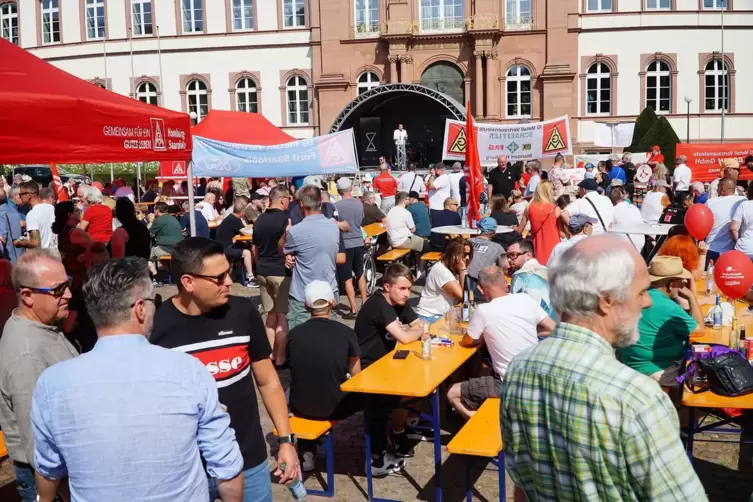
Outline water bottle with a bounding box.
[421,331,432,360]
[706,261,715,295]
[712,295,723,329]
[280,463,307,500]
[462,290,471,323]
[461,207,468,229]
[730,317,739,351]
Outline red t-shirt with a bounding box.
[521,172,532,187]
[372,172,397,197]
[648,152,665,165]
[83,203,114,243]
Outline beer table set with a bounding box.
[363,222,387,240]
[340,316,477,501]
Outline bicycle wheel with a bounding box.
[363,251,377,296]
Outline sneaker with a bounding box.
[302,451,315,472]
[390,430,415,458]
[370,451,405,477]
[341,311,358,320]
[245,278,259,288]
[405,422,434,442]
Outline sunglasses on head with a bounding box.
[19,277,71,297]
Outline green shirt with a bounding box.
[150,214,184,247]
[502,322,707,501]
[620,288,697,376]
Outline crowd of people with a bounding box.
[0,148,749,501]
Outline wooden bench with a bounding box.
[377,248,411,262]
[158,255,172,284]
[273,417,335,497]
[0,431,7,458]
[447,398,504,501]
[421,251,442,262]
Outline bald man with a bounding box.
[705,177,746,267]
[488,154,514,200]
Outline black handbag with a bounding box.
[690,352,753,397]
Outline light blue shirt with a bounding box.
[284,213,340,302]
[31,335,243,502]
[0,202,25,263]
[525,175,541,198]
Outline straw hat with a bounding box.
[648,256,693,283]
[721,158,740,169]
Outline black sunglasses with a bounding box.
[129,297,156,308]
[190,268,232,284]
[19,277,71,297]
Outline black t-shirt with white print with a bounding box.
[354,292,418,368]
[151,295,272,470]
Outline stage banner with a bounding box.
[676,143,753,182]
[192,129,359,178]
[442,116,573,165]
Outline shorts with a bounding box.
[460,376,502,411]
[225,246,244,261]
[650,360,683,388]
[337,246,365,281]
[258,276,291,313]
[150,245,172,260]
[396,234,427,252]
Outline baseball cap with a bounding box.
[304,280,335,308]
[336,177,352,191]
[651,145,660,150]
[584,163,594,169]
[568,214,597,233]
[652,179,670,188]
[578,178,598,191]
[478,217,497,233]
[409,191,420,199]
[610,178,624,187]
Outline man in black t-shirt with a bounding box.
[151,238,299,502]
[487,154,515,199]
[287,280,362,471]
[216,199,256,287]
[354,263,424,474]
[252,186,292,367]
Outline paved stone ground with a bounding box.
[1,283,752,501]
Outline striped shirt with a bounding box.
[502,322,707,501]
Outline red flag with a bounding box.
[464,103,483,226]
[50,162,68,202]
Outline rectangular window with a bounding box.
[132,0,153,36]
[86,0,106,40]
[420,0,464,32]
[41,0,61,44]
[586,0,612,12]
[283,0,305,27]
[506,0,532,28]
[646,0,670,8]
[354,0,379,37]
[703,0,727,7]
[0,3,19,45]
[233,0,254,30]
[182,0,203,33]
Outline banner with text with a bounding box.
[192,129,359,178]
[442,116,573,165]
[675,143,753,182]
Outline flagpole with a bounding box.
[720,3,726,143]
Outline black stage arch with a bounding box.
[329,83,466,169]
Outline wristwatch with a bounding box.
[279,434,297,446]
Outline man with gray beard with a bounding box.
[502,235,707,501]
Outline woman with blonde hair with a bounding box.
[516,180,561,264]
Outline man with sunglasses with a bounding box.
[709,158,746,199]
[0,249,78,502]
[506,239,555,319]
[13,181,54,250]
[151,238,298,502]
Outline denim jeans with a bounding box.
[13,462,37,502]
[207,459,272,502]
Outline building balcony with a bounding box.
[504,16,533,31]
[419,17,466,34]
[354,22,382,39]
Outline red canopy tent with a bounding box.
[0,38,191,164]
[158,110,294,179]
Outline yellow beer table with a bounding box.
[363,222,387,240]
[341,321,477,501]
[232,235,253,242]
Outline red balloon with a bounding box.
[714,250,753,299]
[684,204,714,240]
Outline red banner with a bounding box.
[158,160,189,180]
[50,162,68,201]
[676,143,753,182]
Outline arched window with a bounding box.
[506,65,531,118]
[586,62,611,115]
[85,0,106,40]
[136,82,158,105]
[704,59,729,112]
[236,78,258,112]
[356,72,380,95]
[41,0,60,44]
[420,61,465,104]
[186,79,209,124]
[286,75,309,125]
[0,2,18,45]
[646,60,670,113]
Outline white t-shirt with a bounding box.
[393,129,407,144]
[416,262,458,318]
[26,203,55,249]
[565,191,614,234]
[547,234,588,266]
[611,201,645,252]
[195,201,218,224]
[428,174,452,211]
[732,200,753,256]
[706,195,746,253]
[385,205,415,247]
[397,173,426,195]
[449,171,464,201]
[673,163,691,191]
[510,201,529,228]
[466,293,547,377]
[639,191,667,225]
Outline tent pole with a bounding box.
[136,162,141,202]
[187,161,196,237]
[110,163,114,183]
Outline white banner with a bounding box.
[442,116,573,166]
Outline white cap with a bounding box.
[336,177,352,191]
[304,280,335,308]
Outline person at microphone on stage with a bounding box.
[393,124,408,145]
